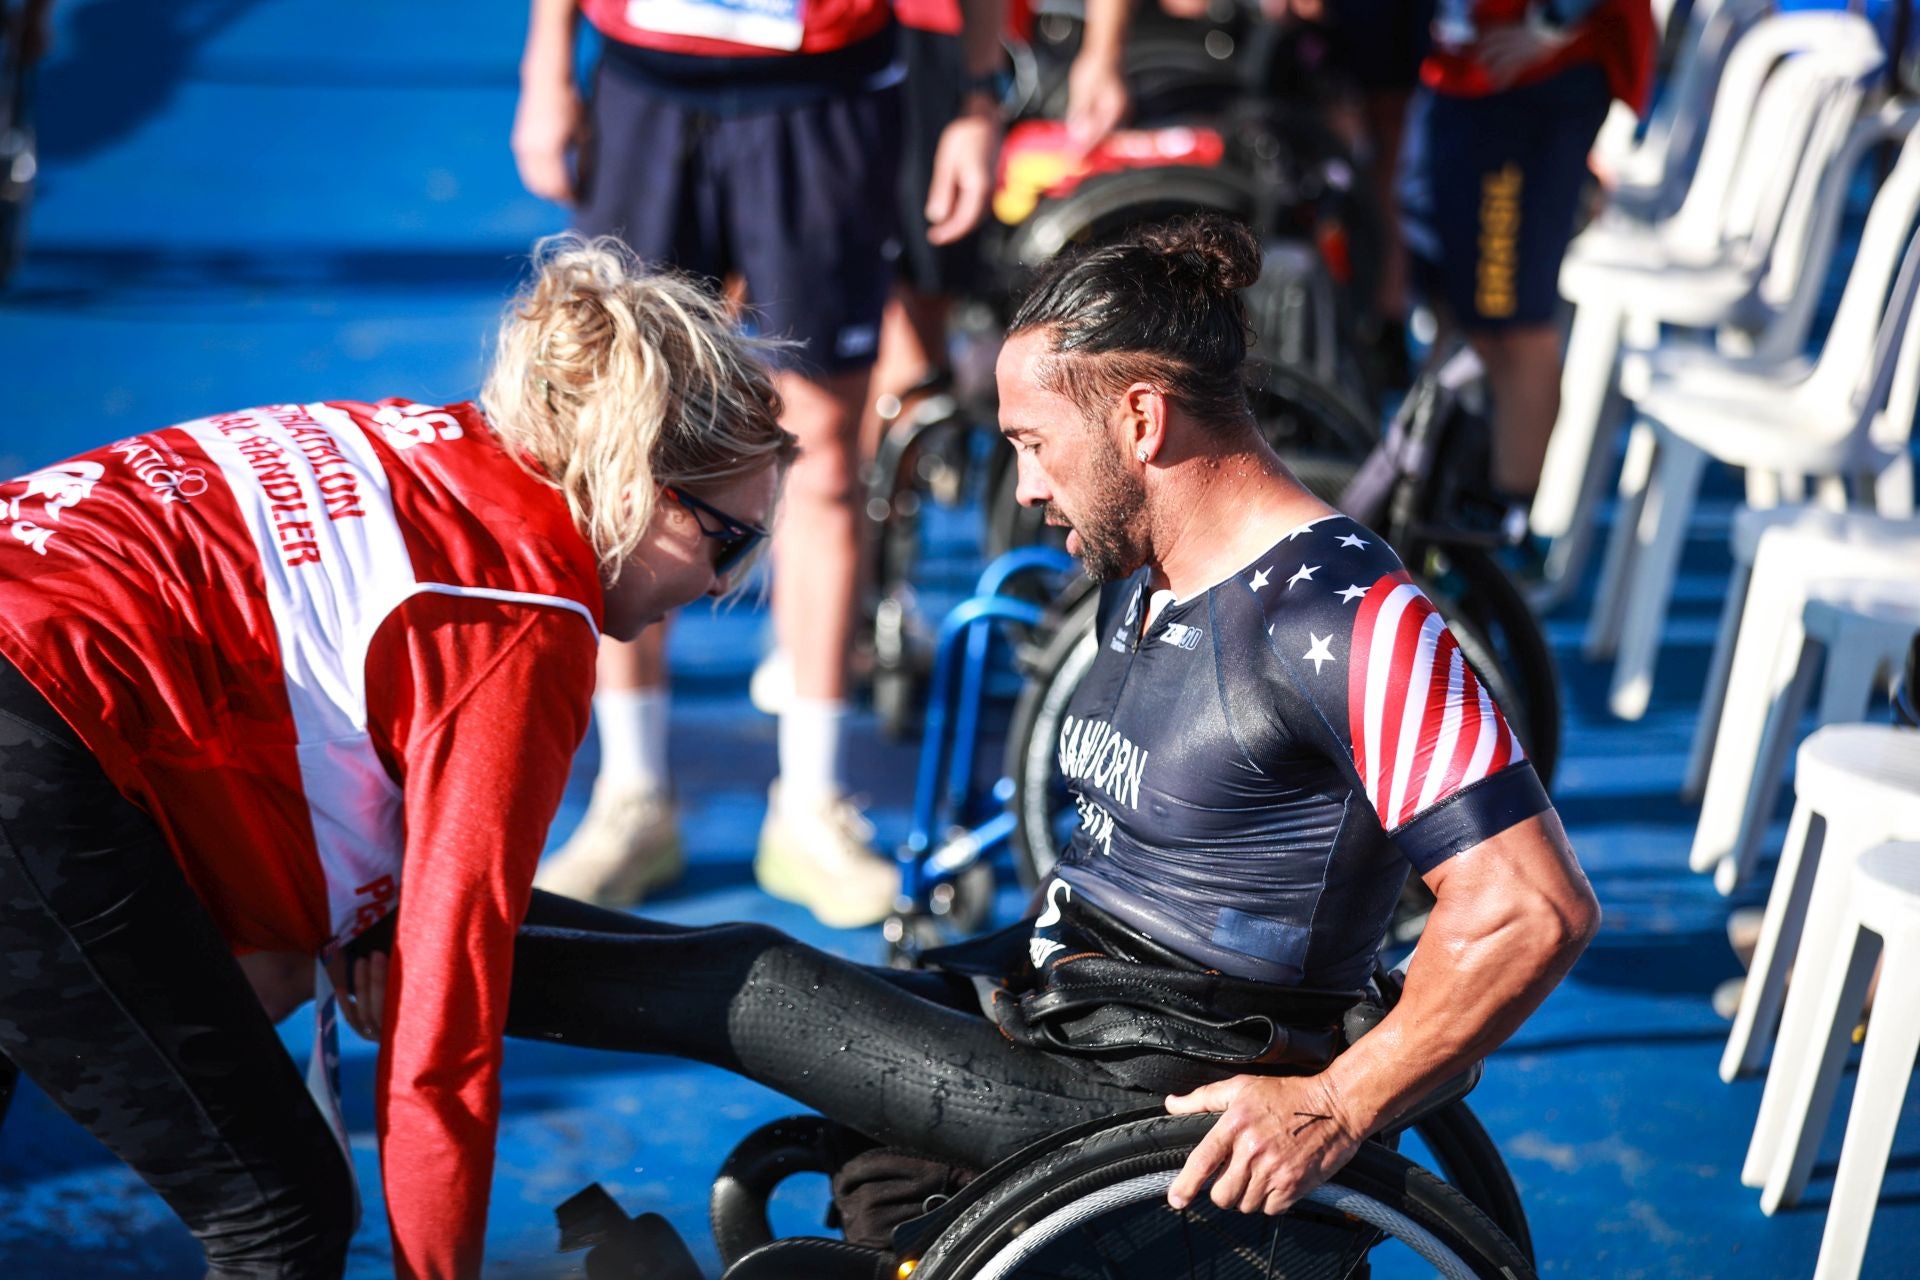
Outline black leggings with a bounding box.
[0,658,354,1280]
[505,893,1144,1170]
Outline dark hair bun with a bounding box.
[1132,214,1262,295]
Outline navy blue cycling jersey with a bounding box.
[1041,513,1552,990]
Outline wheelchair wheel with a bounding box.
[1408,1100,1535,1268]
[1005,584,1102,889]
[907,1113,1534,1279]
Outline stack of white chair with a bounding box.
[1583,139,1920,721]
[1528,10,1888,609]
[1592,0,1774,226]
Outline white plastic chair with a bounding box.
[1722,726,1920,1087]
[1698,575,1920,895]
[1528,11,1887,606]
[1596,0,1775,225]
[1810,841,1920,1279]
[1683,506,1920,808]
[1584,184,1920,721]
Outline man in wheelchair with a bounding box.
[341,213,1598,1277]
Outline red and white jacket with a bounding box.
[0,399,604,1279]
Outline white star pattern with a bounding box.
[1250,567,1271,591]
[1338,584,1367,604]
[1303,632,1335,672]
[1338,533,1369,549]
[1286,563,1319,589]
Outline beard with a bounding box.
[1050,440,1148,583]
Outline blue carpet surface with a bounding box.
[1,3,1917,1275]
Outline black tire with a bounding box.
[1410,1101,1536,1268]
[1249,360,1380,462]
[1005,586,1103,890]
[711,1116,869,1269]
[907,1113,1535,1279]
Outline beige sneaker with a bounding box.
[535,782,684,907]
[755,784,900,928]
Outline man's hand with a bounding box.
[512,76,584,204]
[925,99,1000,245]
[1474,25,1572,89]
[1164,1073,1367,1214]
[1065,50,1129,157]
[325,949,390,1043]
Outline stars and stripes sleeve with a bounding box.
[1253,526,1551,874]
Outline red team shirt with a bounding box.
[580,0,892,56]
[0,400,604,1279]
[1423,0,1657,112]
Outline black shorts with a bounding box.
[1318,0,1435,94]
[1398,62,1612,330]
[890,26,981,297]
[577,54,904,375]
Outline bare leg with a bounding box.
[859,286,952,464]
[1364,89,1414,326]
[756,367,901,926]
[598,626,669,694]
[774,368,869,706]
[1469,325,1563,497]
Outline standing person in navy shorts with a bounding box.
[511,0,1003,924]
[1397,0,1654,538]
[862,0,1131,457]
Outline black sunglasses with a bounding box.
[663,485,767,576]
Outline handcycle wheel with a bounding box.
[906,1112,1535,1279]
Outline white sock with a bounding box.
[777,698,847,812]
[594,687,671,794]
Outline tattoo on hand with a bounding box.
[1290,1112,1332,1137]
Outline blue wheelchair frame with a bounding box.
[890,545,1077,930]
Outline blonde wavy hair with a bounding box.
[482,235,796,578]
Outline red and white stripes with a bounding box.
[1347,573,1523,830]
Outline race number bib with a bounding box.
[627,0,805,50]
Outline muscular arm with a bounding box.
[1167,813,1599,1212]
[1328,811,1597,1126]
